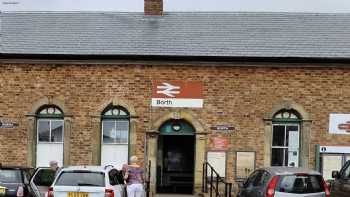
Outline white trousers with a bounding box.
[127,183,144,197]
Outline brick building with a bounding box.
[1,0,350,195]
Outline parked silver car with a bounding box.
[237,167,330,197]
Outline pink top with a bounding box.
[124,165,144,185]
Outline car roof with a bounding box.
[259,167,321,176]
[61,166,107,172]
[0,166,33,170]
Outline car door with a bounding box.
[30,168,55,197]
[239,170,260,197]
[332,161,350,197]
[108,168,125,197]
[249,170,267,197]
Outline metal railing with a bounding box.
[202,162,233,197]
[145,160,151,197]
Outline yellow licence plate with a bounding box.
[67,192,89,197]
[0,188,5,195]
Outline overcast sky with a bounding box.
[2,0,350,12]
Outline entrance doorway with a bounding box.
[156,119,195,194]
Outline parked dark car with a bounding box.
[331,160,350,196]
[0,166,34,197]
[237,167,330,197]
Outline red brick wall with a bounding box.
[1,63,350,179]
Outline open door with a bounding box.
[156,119,195,194]
[30,168,55,197]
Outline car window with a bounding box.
[276,174,324,194]
[340,163,350,179]
[244,171,256,187]
[23,169,34,184]
[55,171,105,187]
[252,170,265,187]
[33,169,55,186]
[261,171,271,187]
[0,169,22,183]
[244,170,259,187]
[108,169,124,185]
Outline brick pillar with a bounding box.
[144,0,163,15]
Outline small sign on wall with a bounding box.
[210,125,235,132]
[0,119,19,128]
[320,146,350,154]
[211,137,229,151]
[329,114,350,134]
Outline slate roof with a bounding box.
[1,11,350,58]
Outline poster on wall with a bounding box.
[329,114,350,134]
[207,151,226,177]
[236,151,255,179]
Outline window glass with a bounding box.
[103,120,129,144]
[276,175,323,194]
[103,121,116,143]
[116,120,129,143]
[271,148,288,166]
[272,125,285,146]
[38,120,63,143]
[119,110,127,116]
[38,120,50,142]
[55,172,105,187]
[272,123,300,167]
[252,171,264,187]
[33,169,55,186]
[245,171,259,187]
[108,169,124,185]
[51,121,63,142]
[261,171,271,186]
[0,169,21,183]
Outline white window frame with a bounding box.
[37,119,64,144]
[271,123,300,166]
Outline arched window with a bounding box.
[271,109,301,167]
[101,106,130,168]
[36,105,64,167]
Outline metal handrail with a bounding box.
[202,162,233,197]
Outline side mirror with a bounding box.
[332,171,340,179]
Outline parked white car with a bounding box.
[46,166,125,197]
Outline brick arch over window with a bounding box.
[267,100,310,121]
[91,97,137,165]
[152,110,204,133]
[147,110,207,194]
[263,100,312,168]
[26,97,72,167]
[97,98,137,117]
[29,97,70,116]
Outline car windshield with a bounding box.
[55,171,105,187]
[276,174,324,194]
[0,169,22,183]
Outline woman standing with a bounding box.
[123,156,145,197]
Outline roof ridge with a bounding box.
[2,11,350,15]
